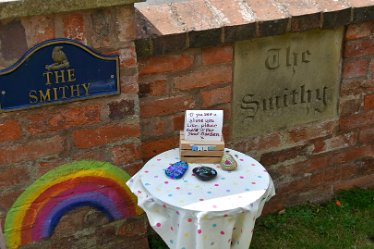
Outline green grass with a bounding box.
[149,188,374,249]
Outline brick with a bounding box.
[21,15,55,45]
[201,85,232,107]
[135,4,184,37]
[72,124,140,149]
[291,13,321,32]
[309,171,328,188]
[344,39,374,58]
[0,120,22,143]
[117,6,136,42]
[52,207,88,239]
[141,118,167,138]
[352,5,374,24]
[224,23,256,43]
[359,126,374,144]
[313,132,358,154]
[88,8,118,49]
[257,18,290,37]
[0,136,64,166]
[203,0,252,27]
[290,155,330,174]
[335,174,374,191]
[339,110,374,130]
[202,45,233,65]
[152,34,189,55]
[340,79,374,96]
[260,145,309,166]
[0,190,23,210]
[316,0,350,12]
[171,1,220,31]
[189,29,222,48]
[340,162,356,181]
[364,93,374,110]
[116,217,147,237]
[345,21,374,40]
[84,209,110,227]
[322,166,342,183]
[108,99,135,120]
[276,177,310,195]
[135,39,153,58]
[111,143,142,166]
[274,0,321,31]
[27,105,101,135]
[322,8,351,29]
[339,98,362,116]
[173,113,185,131]
[37,158,71,175]
[287,121,336,143]
[262,197,285,214]
[276,0,320,16]
[63,13,85,42]
[141,136,179,159]
[247,0,287,21]
[118,46,137,67]
[342,59,369,79]
[139,79,168,98]
[71,150,107,163]
[329,145,373,165]
[233,132,281,152]
[139,54,193,76]
[140,95,195,118]
[175,64,232,90]
[349,0,374,8]
[123,162,143,176]
[0,20,27,61]
[121,74,139,94]
[340,158,374,181]
[0,166,29,187]
[222,125,231,141]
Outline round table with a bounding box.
[127,148,275,249]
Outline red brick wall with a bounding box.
[0,2,373,247]
[138,21,374,214]
[0,5,148,249]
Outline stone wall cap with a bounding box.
[135,0,374,57]
[0,0,145,20]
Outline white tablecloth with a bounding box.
[127,148,275,249]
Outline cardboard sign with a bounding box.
[184,110,223,141]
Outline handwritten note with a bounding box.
[184,110,223,141]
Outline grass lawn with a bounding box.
[149,188,374,249]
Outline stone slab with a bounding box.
[0,0,144,21]
[232,28,343,138]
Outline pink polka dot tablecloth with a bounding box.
[127,148,275,249]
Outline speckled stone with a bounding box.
[0,0,144,21]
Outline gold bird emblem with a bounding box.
[45,46,70,70]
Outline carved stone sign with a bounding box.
[232,28,343,138]
[0,38,119,112]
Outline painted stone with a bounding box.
[165,161,189,179]
[220,154,237,171]
[192,166,217,181]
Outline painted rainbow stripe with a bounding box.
[4,160,142,249]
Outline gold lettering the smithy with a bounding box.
[29,90,38,103]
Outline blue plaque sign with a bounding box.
[0,38,119,112]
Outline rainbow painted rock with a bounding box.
[220,154,237,171]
